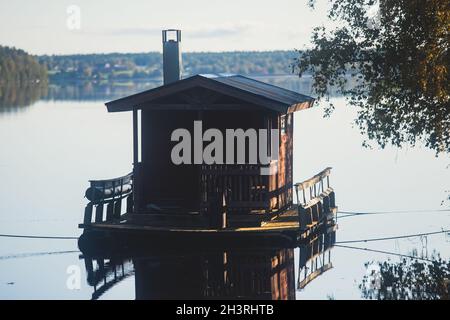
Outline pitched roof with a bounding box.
[105,74,314,113]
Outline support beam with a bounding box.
[132,108,138,165]
[132,108,140,213]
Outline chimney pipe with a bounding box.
[162,29,182,85]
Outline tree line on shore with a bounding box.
[38,50,298,81]
[0,46,47,84]
[0,46,299,83]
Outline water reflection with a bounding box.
[360,252,449,300]
[0,82,48,113]
[298,224,336,289]
[0,75,354,112]
[0,80,162,112]
[44,80,160,102]
[81,222,336,300]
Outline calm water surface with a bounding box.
[0,76,448,299]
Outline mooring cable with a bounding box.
[0,233,78,240]
[0,250,79,260]
[334,244,438,263]
[0,209,449,243]
[336,229,450,244]
[337,208,450,219]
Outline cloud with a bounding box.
[106,27,162,37]
[79,23,251,39]
[187,24,250,39]
[77,27,161,37]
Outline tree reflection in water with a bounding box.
[360,253,449,300]
[0,80,161,112]
[0,76,341,114]
[0,82,48,113]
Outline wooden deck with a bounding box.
[80,206,336,233]
[78,205,337,258]
[78,167,337,254]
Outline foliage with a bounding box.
[360,255,450,300]
[39,51,298,82]
[0,46,48,84]
[295,0,450,153]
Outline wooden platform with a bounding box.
[79,206,336,234]
[78,205,337,256]
[79,168,337,255]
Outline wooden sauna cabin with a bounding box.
[78,30,337,247]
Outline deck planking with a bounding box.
[79,205,337,235]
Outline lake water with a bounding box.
[0,76,448,299]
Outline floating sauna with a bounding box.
[79,30,337,246]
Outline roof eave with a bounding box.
[287,99,315,113]
[105,75,205,112]
[104,74,316,113]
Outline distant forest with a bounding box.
[39,51,298,81]
[0,46,299,83]
[0,46,47,84]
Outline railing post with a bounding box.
[114,199,122,219]
[312,203,319,223]
[318,201,324,222]
[209,193,226,229]
[84,257,94,284]
[116,177,123,218]
[95,203,104,223]
[83,203,93,225]
[323,195,330,214]
[298,206,307,230]
[329,191,335,208]
[133,164,141,213]
[126,193,133,213]
[221,193,227,229]
[106,201,114,221]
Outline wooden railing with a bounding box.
[83,256,134,300]
[297,223,336,289]
[294,167,332,205]
[200,164,270,214]
[83,172,133,225]
[294,167,336,230]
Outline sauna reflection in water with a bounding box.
[81,222,336,300]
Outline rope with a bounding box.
[0,250,79,260]
[335,244,437,263]
[336,229,450,244]
[338,209,450,219]
[0,233,78,240]
[0,210,448,243]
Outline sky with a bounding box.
[0,0,332,55]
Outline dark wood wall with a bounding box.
[139,107,293,214]
[141,110,199,210]
[279,113,294,209]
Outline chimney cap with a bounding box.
[162,29,181,42]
